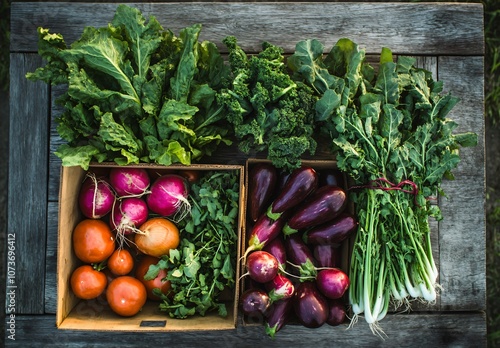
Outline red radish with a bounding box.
[266,274,295,303]
[78,173,115,219]
[326,299,346,326]
[293,281,329,328]
[316,268,350,299]
[147,174,190,220]
[240,288,271,316]
[109,167,150,197]
[110,197,149,241]
[245,251,279,283]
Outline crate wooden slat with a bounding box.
[6,1,486,346]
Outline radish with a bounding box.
[110,197,149,243]
[316,268,350,299]
[78,173,115,219]
[244,251,279,283]
[109,167,150,197]
[265,274,295,303]
[146,174,190,220]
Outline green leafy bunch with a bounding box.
[26,4,231,169]
[217,36,318,172]
[289,37,477,332]
[145,170,240,319]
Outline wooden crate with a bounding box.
[7,2,485,346]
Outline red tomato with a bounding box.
[106,276,147,317]
[70,265,107,300]
[135,255,171,301]
[107,249,134,276]
[73,219,115,263]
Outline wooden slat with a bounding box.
[3,312,487,347]
[45,202,59,314]
[11,2,484,55]
[7,53,49,314]
[437,56,486,311]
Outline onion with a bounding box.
[109,167,150,197]
[110,197,149,241]
[146,174,190,220]
[135,217,180,257]
[78,173,115,219]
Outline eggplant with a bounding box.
[285,234,317,279]
[283,185,347,235]
[265,298,293,338]
[245,212,289,258]
[326,299,347,326]
[313,244,341,268]
[318,169,344,189]
[240,288,271,316]
[304,213,358,245]
[248,163,278,222]
[263,235,287,270]
[268,166,318,219]
[293,281,328,328]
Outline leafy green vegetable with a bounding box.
[218,36,318,172]
[145,170,240,319]
[26,5,231,169]
[289,38,477,334]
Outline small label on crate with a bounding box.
[140,320,167,327]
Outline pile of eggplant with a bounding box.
[240,162,358,337]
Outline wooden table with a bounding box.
[7,2,486,346]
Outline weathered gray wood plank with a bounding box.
[11,2,483,55]
[437,56,486,311]
[4,312,487,347]
[7,53,49,314]
[44,201,59,314]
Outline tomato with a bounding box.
[73,219,115,263]
[107,249,134,276]
[70,265,107,300]
[135,255,171,301]
[106,276,147,317]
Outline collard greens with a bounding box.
[27,5,231,169]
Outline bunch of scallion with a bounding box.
[288,38,477,335]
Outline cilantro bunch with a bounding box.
[27,5,231,169]
[289,38,477,334]
[218,36,318,171]
[146,171,240,319]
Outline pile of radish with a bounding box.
[70,166,193,317]
[241,163,357,337]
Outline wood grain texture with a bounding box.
[11,2,483,55]
[7,53,49,314]
[437,56,486,311]
[44,201,58,314]
[3,312,487,347]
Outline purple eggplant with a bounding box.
[245,213,289,258]
[326,299,347,326]
[265,298,293,338]
[313,244,341,268]
[240,288,271,316]
[267,166,318,220]
[285,234,317,279]
[248,163,278,222]
[263,235,287,270]
[316,268,350,300]
[283,185,347,235]
[265,274,295,303]
[304,213,358,245]
[293,281,329,328]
